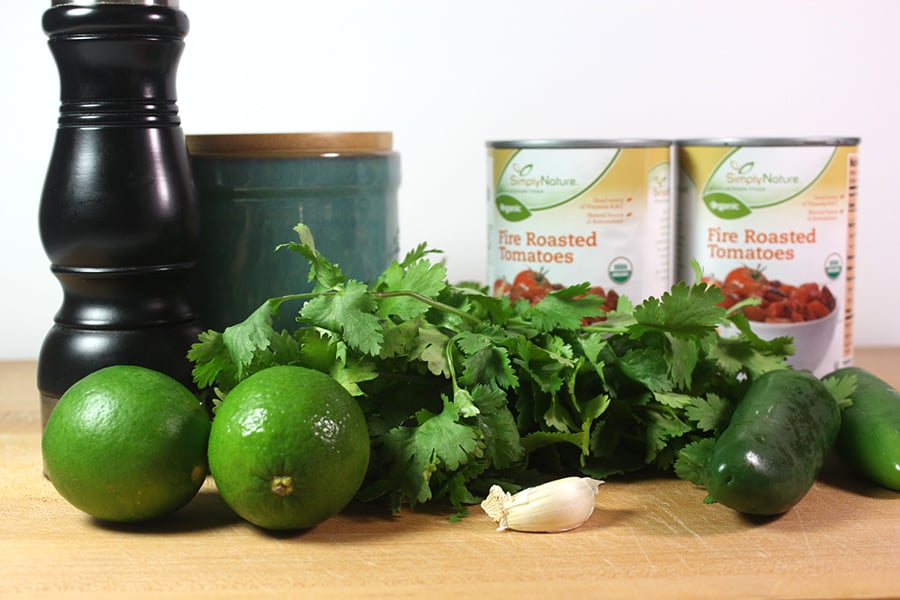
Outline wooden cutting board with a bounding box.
[2,352,899,599]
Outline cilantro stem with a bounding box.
[266,292,320,310]
[445,337,461,396]
[267,289,483,326]
[581,323,631,334]
[372,291,483,326]
[724,296,762,315]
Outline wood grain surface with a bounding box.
[2,351,899,599]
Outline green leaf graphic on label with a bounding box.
[703,192,752,219]
[730,160,755,174]
[516,163,534,176]
[496,194,532,222]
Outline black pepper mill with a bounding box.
[38,0,201,427]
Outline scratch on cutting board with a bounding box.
[629,529,655,567]
[793,504,868,560]
[794,507,814,553]
[653,504,710,541]
[640,493,716,549]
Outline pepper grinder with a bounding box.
[38,0,201,427]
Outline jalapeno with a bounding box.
[705,369,841,515]
[824,367,900,492]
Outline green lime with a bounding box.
[208,365,370,531]
[42,365,211,523]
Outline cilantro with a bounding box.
[380,396,482,506]
[299,280,384,356]
[683,393,732,433]
[277,223,347,290]
[630,281,725,340]
[673,438,715,486]
[188,224,793,513]
[375,255,448,321]
[822,373,857,410]
[526,283,605,332]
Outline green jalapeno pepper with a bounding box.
[824,366,900,492]
[705,369,841,515]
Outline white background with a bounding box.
[1,0,898,360]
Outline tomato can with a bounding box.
[487,139,673,312]
[676,137,860,376]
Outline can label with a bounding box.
[677,141,859,376]
[487,143,672,310]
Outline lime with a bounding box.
[42,365,211,523]
[208,365,370,531]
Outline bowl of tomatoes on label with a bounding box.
[705,265,839,372]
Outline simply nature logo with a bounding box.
[495,159,581,222]
[494,147,620,220]
[701,147,833,219]
[508,162,577,188]
[724,159,800,187]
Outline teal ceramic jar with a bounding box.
[186,132,400,331]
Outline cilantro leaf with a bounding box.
[381,397,481,506]
[522,429,589,455]
[378,318,423,360]
[455,331,518,390]
[631,281,726,339]
[471,385,525,469]
[653,392,695,409]
[221,300,277,378]
[277,223,347,290]
[396,241,443,267]
[683,393,731,433]
[415,398,481,473]
[526,283,605,332]
[329,355,379,397]
[615,346,673,394]
[187,329,230,389]
[188,300,299,392]
[714,312,794,378]
[642,406,692,464]
[664,334,701,390]
[673,438,715,486]
[299,280,383,356]
[376,258,448,320]
[457,288,513,326]
[711,327,791,379]
[822,373,857,410]
[409,324,451,377]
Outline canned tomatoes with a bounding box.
[677,137,860,376]
[487,139,672,312]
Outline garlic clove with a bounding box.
[480,476,603,533]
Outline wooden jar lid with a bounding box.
[186,132,394,158]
